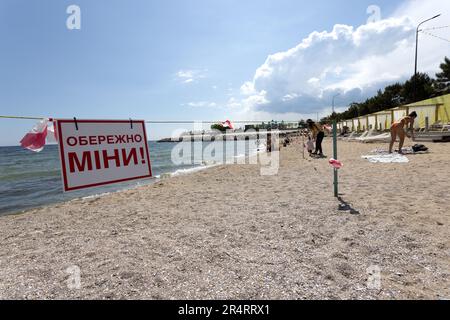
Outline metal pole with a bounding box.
[333,120,338,197]
[414,14,441,102]
[332,93,340,198]
[414,25,419,79]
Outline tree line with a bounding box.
[319,56,450,124]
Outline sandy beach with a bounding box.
[0,138,449,300]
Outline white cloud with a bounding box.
[282,93,300,102]
[226,97,241,109]
[185,101,217,108]
[176,69,207,84]
[232,0,450,119]
[240,81,256,95]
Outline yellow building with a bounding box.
[374,111,392,131]
[405,93,450,129]
[341,93,450,132]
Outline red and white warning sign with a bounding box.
[56,119,152,192]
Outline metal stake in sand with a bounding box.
[332,94,340,198]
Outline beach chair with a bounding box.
[354,131,371,142]
[344,131,361,141]
[442,123,450,132]
[359,132,391,143]
[430,120,443,131]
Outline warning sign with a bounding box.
[56,119,152,192]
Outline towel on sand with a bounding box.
[361,154,409,163]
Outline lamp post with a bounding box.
[414,14,441,100]
[332,93,340,114]
[332,93,340,198]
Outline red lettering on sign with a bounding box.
[67,148,147,173]
[94,150,101,170]
[98,136,106,144]
[122,148,138,166]
[65,135,146,147]
[67,137,77,146]
[102,149,121,169]
[139,147,145,164]
[89,136,97,145]
[68,151,93,173]
[116,135,125,143]
[79,136,88,146]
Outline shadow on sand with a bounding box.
[309,153,327,159]
[337,197,360,215]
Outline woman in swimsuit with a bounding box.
[389,112,418,154]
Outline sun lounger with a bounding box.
[345,131,368,142]
[358,132,391,143]
[341,131,359,141]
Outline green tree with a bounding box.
[322,57,450,123]
[436,56,450,93]
[401,73,436,103]
[343,103,359,119]
[357,103,370,116]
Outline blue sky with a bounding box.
[0,0,448,145]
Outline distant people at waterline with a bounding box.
[307,119,325,157]
[389,112,418,154]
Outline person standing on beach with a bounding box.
[389,112,418,154]
[266,131,272,153]
[306,119,325,156]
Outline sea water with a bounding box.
[0,140,262,216]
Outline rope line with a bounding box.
[144,120,298,124]
[0,115,48,120]
[0,115,299,124]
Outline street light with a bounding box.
[414,14,441,100]
[332,93,340,198]
[332,93,341,114]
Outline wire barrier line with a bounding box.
[421,25,450,31]
[143,121,299,124]
[421,31,450,44]
[0,115,300,124]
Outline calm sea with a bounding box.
[0,140,261,216]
